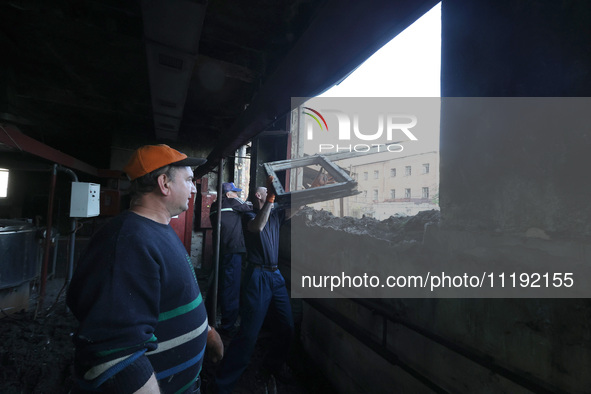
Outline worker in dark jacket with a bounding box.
[214,176,294,394]
[210,182,252,337]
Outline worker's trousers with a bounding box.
[214,265,294,394]
[219,253,242,332]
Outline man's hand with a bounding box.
[206,326,224,363]
[266,175,276,203]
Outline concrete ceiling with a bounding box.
[0,0,438,172]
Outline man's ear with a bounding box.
[157,173,171,196]
[254,191,261,200]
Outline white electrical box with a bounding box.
[70,182,101,218]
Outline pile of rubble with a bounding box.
[297,207,440,244]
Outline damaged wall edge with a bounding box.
[194,0,440,178]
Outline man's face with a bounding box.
[167,166,196,216]
[257,187,267,203]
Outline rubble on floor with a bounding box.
[297,207,440,244]
[0,281,76,393]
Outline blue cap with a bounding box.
[222,182,242,193]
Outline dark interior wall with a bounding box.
[441,0,591,97]
[440,0,591,236]
[249,133,289,199]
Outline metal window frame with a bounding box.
[263,155,359,208]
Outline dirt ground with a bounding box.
[0,281,76,394]
[0,277,333,394]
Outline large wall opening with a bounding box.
[291,3,441,219]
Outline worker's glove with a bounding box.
[266,175,276,203]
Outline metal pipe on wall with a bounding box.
[37,164,58,314]
[49,234,59,280]
[210,158,224,327]
[37,165,79,315]
[56,166,79,287]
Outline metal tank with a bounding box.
[0,219,41,290]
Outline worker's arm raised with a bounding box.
[247,200,273,233]
[247,176,276,233]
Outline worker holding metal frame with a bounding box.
[213,176,294,393]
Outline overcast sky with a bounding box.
[318,2,441,98]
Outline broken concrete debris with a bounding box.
[296,207,440,244]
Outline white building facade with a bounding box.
[313,150,439,219]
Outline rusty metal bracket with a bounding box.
[263,155,359,208]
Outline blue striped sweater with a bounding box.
[67,211,208,393]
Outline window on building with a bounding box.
[390,189,396,199]
[422,187,429,199]
[0,168,8,198]
[405,166,412,176]
[373,170,379,179]
[390,168,396,177]
[422,163,430,174]
[363,172,368,181]
[405,188,411,198]
[373,189,379,201]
